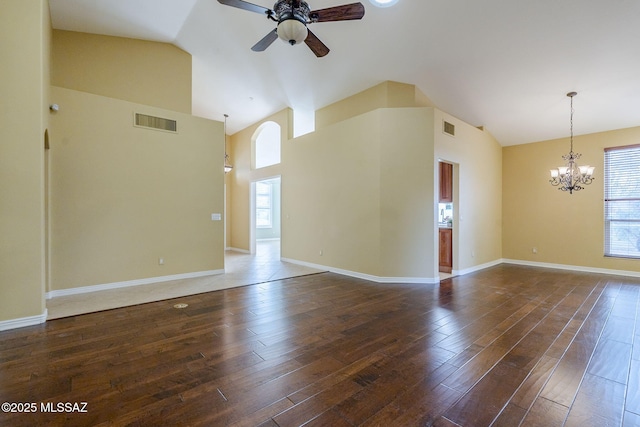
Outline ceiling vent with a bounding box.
[443,120,455,137]
[134,113,177,133]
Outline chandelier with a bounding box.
[549,92,594,194]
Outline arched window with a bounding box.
[253,121,281,169]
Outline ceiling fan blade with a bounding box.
[309,2,365,23]
[304,29,330,57]
[251,29,279,51]
[217,0,272,16]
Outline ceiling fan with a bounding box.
[217,0,365,57]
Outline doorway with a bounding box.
[250,176,281,257]
[438,161,455,278]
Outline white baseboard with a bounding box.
[227,247,250,254]
[45,270,224,300]
[281,256,640,285]
[454,259,504,277]
[502,258,640,278]
[281,257,440,284]
[0,309,48,331]
[7,259,635,332]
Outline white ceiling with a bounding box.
[49,0,640,145]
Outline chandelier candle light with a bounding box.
[549,92,595,194]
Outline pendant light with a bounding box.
[224,114,233,173]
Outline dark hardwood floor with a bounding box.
[1,265,639,426]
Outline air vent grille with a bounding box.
[443,120,455,136]
[134,113,177,133]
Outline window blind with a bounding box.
[604,144,640,258]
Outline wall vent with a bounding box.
[134,113,177,133]
[443,120,455,137]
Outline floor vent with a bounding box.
[135,113,177,133]
[443,120,455,137]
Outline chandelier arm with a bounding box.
[581,176,595,185]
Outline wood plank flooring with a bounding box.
[1,264,639,426]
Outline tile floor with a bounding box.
[47,240,324,319]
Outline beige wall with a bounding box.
[503,126,640,274]
[229,103,441,279]
[52,30,192,114]
[227,82,504,281]
[435,110,503,272]
[315,81,434,130]
[49,87,224,290]
[0,0,50,322]
[284,110,384,275]
[379,108,436,277]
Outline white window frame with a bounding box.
[604,144,640,259]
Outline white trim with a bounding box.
[502,259,640,278]
[281,257,440,284]
[250,181,256,254]
[45,270,224,300]
[224,183,227,250]
[227,247,250,254]
[0,309,48,331]
[454,259,504,276]
[282,256,640,285]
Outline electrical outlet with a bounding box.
[159,257,164,265]
[532,248,538,254]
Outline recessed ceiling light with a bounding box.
[369,0,399,7]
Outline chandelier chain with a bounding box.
[569,94,574,153]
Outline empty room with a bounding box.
[2,0,640,426]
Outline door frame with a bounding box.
[250,175,282,255]
[437,160,458,277]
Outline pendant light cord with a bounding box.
[224,114,229,155]
[567,92,577,154]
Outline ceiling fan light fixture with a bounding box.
[277,18,308,45]
[218,0,365,56]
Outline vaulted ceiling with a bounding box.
[49,0,640,145]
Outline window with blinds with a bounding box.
[604,144,640,258]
